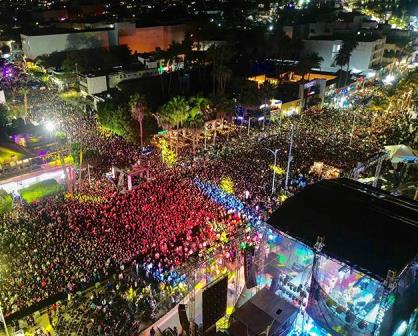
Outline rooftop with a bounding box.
[267,178,418,281]
[307,33,384,42]
[21,27,113,36]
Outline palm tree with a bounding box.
[160,96,189,154]
[154,47,169,96]
[206,44,235,95]
[333,48,350,88]
[129,93,148,149]
[211,94,235,140]
[19,87,30,123]
[297,52,323,108]
[298,53,323,81]
[189,96,210,119]
[341,38,359,86]
[185,104,205,156]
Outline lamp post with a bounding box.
[265,148,280,194]
[285,124,295,190]
[349,109,358,147]
[247,117,256,136]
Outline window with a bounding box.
[332,44,341,53]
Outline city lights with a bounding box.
[0,0,416,335]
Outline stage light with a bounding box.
[45,121,56,132]
[383,74,395,85]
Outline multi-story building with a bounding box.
[117,21,193,53]
[20,27,117,59]
[303,33,386,74]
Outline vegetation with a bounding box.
[20,179,64,203]
[0,190,13,215]
[333,37,359,87]
[129,93,149,148]
[0,104,8,133]
[38,45,134,73]
[154,96,210,154]
[97,102,139,143]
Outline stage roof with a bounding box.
[267,178,418,281]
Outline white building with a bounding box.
[20,28,116,59]
[78,67,160,96]
[79,73,108,96]
[303,34,386,74]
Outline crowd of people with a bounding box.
[29,89,142,168]
[0,74,414,335]
[53,266,187,335]
[0,173,244,317]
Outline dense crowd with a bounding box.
[0,174,243,317]
[29,89,142,168]
[54,266,187,335]
[0,76,414,335]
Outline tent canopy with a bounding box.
[384,144,418,164]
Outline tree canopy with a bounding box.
[97,102,138,143]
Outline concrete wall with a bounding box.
[21,30,113,59]
[79,75,108,95]
[119,24,189,53]
[303,37,385,72]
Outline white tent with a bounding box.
[384,145,418,164]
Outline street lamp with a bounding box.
[258,116,266,130]
[265,148,280,194]
[45,120,56,133]
[247,116,256,136]
[285,124,295,190]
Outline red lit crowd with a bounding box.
[0,174,243,317]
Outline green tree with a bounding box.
[97,102,138,143]
[333,47,350,88]
[341,38,359,86]
[297,52,323,108]
[0,190,12,215]
[159,96,190,154]
[0,104,9,132]
[185,101,205,155]
[66,33,101,50]
[206,44,235,95]
[211,94,235,140]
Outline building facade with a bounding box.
[118,22,191,53]
[20,29,116,59]
[303,35,386,74]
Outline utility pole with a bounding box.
[349,111,357,147]
[247,117,254,136]
[265,148,280,194]
[285,124,295,190]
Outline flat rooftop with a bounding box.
[267,178,418,281]
[307,33,383,42]
[21,27,113,36]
